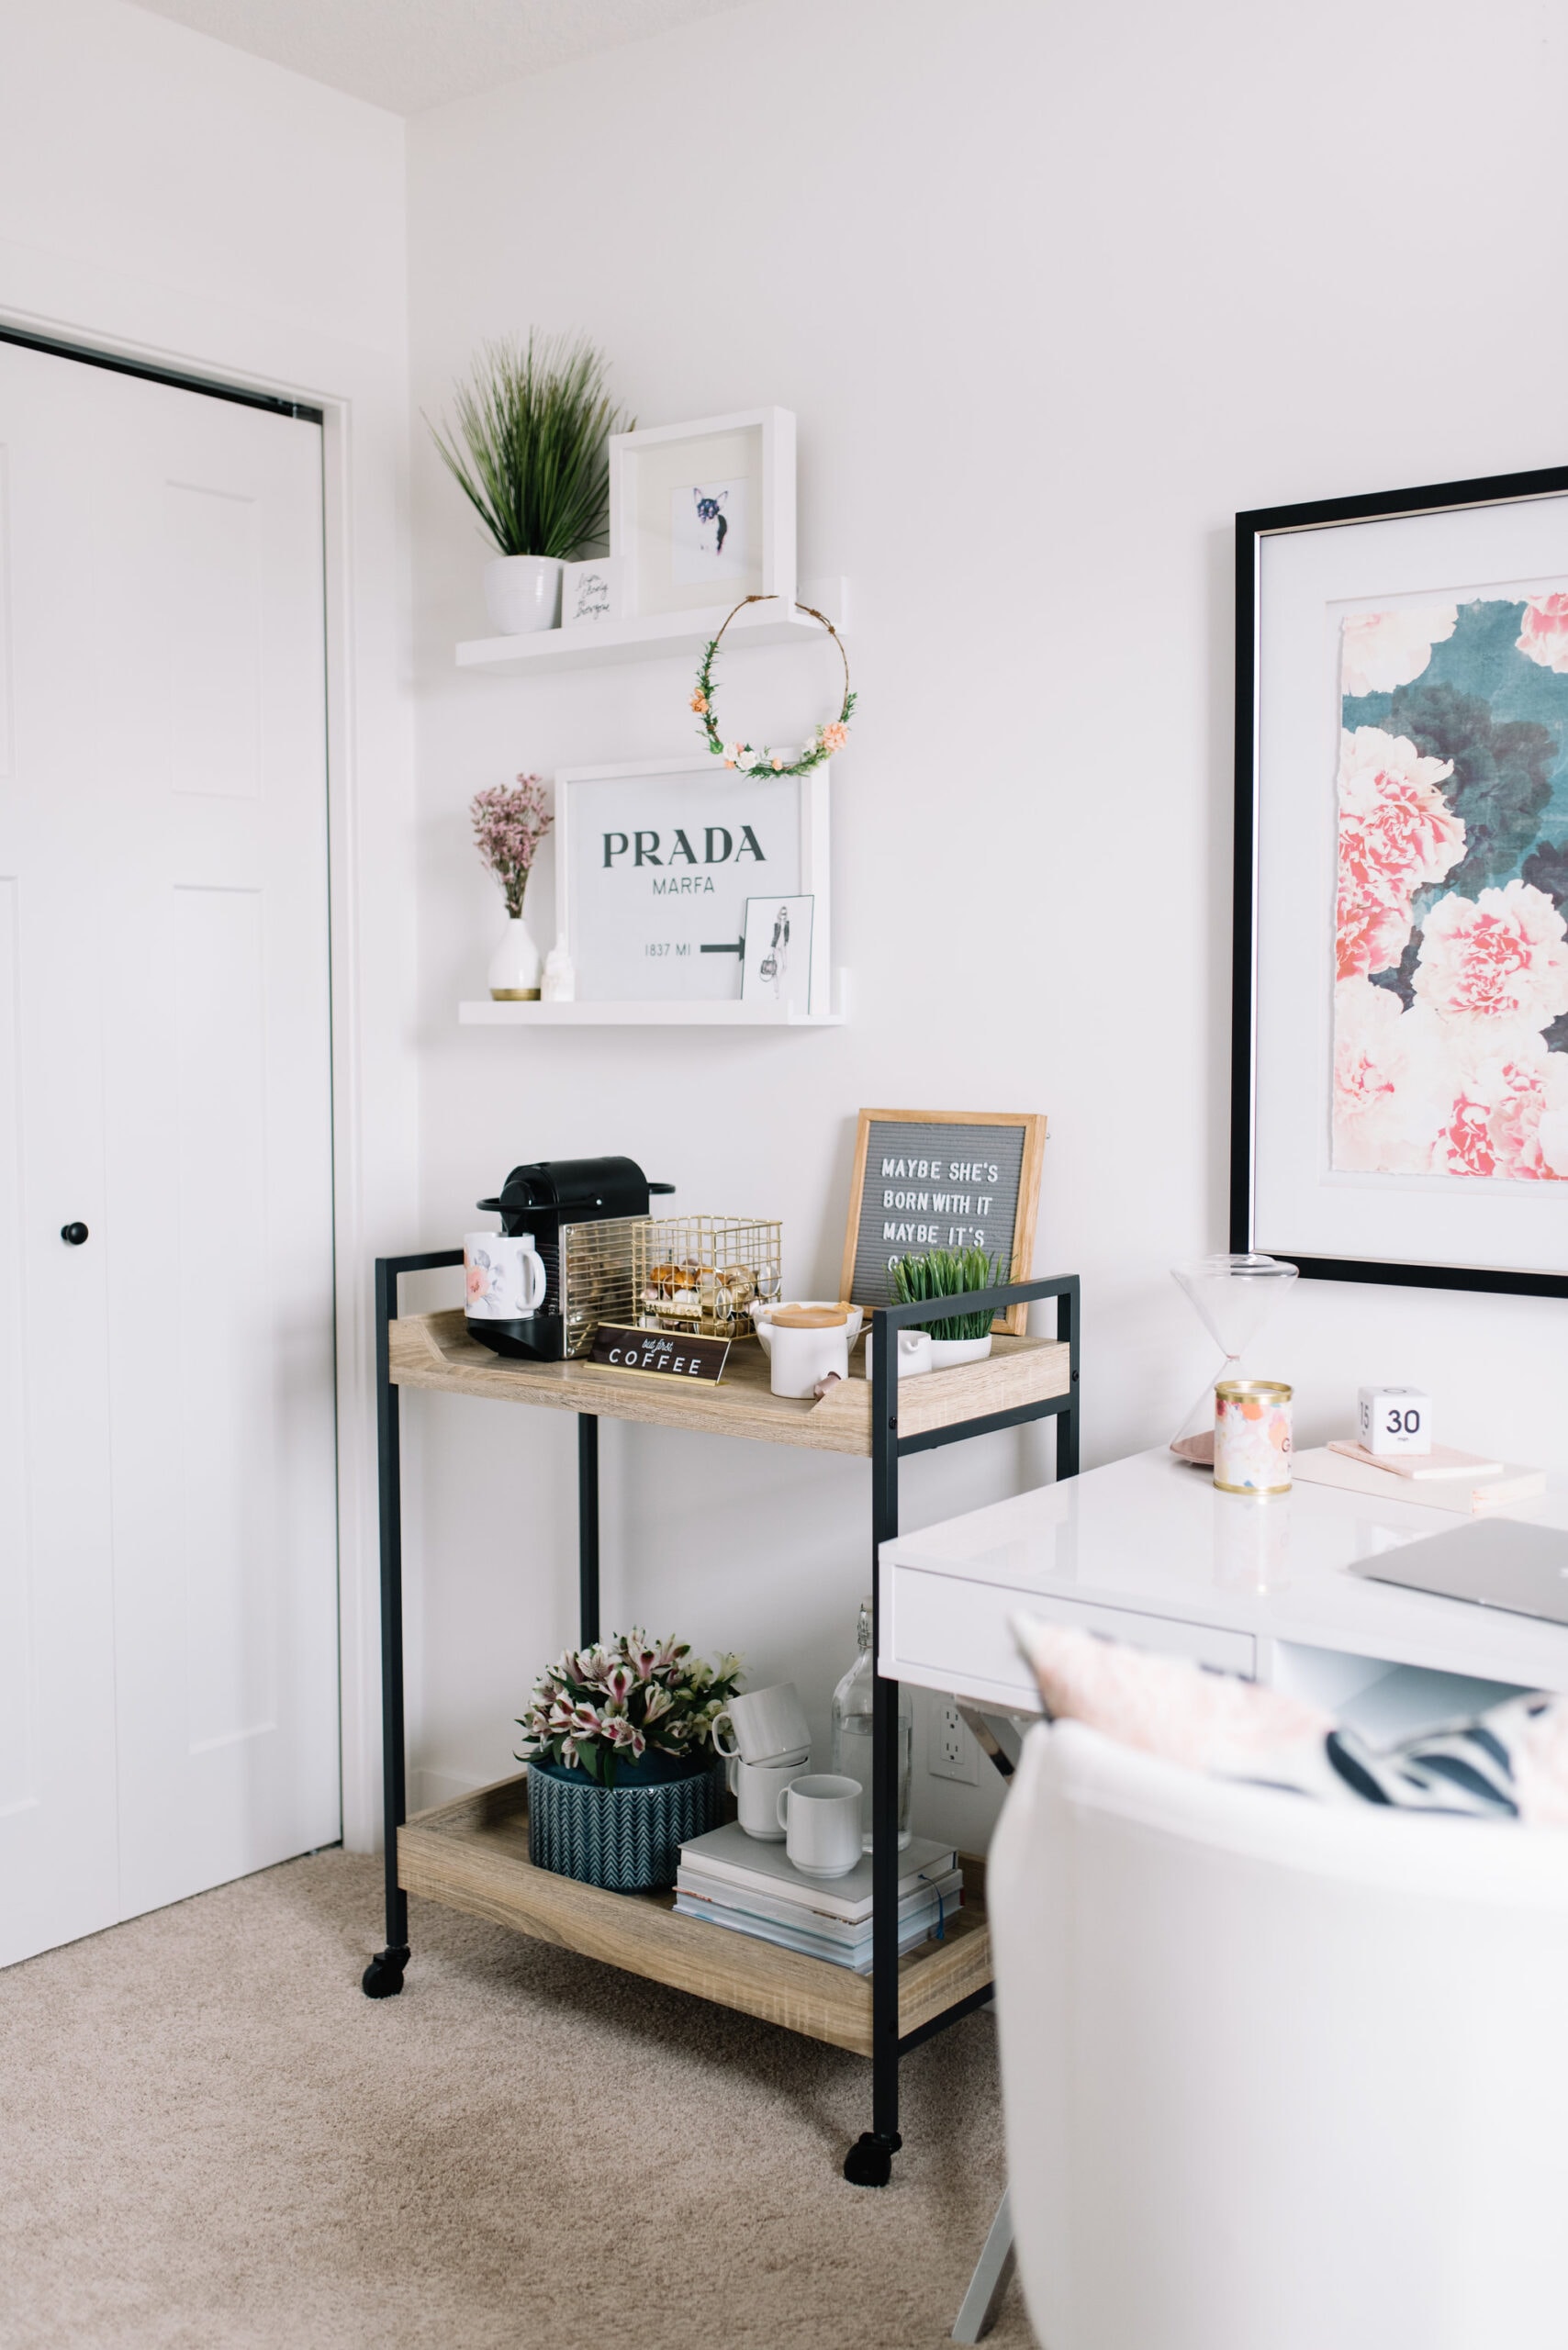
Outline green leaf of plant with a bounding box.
[890,1245,1002,1340]
[425,330,633,561]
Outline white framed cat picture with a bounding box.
[608,408,795,619]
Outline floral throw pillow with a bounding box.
[1011,1617,1348,1802]
[1014,1616,1568,1824]
[1327,1691,1568,1822]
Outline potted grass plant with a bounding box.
[518,1632,742,1891]
[890,1245,1002,1369]
[428,331,630,635]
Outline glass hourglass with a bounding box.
[1170,1253,1298,1463]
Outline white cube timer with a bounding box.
[1358,1384,1432,1456]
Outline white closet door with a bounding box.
[0,342,339,1965]
[0,352,121,1965]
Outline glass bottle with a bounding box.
[830,1597,913,1851]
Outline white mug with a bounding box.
[727,1753,805,1840]
[465,1231,546,1321]
[776,1773,863,1879]
[711,1681,812,1766]
[862,1328,934,1381]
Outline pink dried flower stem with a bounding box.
[471,773,553,918]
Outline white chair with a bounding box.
[985,1718,1568,2350]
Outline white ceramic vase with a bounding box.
[484,554,562,635]
[488,912,543,1001]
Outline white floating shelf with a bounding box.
[459,979,847,1029]
[455,578,848,677]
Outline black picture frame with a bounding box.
[1231,463,1568,1301]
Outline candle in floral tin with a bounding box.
[1214,1379,1293,1496]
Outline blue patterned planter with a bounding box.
[527,1752,722,1892]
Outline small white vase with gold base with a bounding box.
[488,912,542,1002]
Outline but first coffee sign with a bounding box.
[554,756,831,1010]
[589,1326,731,1382]
[840,1109,1047,1337]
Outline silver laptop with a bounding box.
[1350,1516,1568,1625]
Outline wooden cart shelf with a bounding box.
[399,1774,991,2060]
[369,1253,1080,2186]
[389,1307,1071,1457]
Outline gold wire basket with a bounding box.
[633,1217,783,1341]
[558,1216,642,1357]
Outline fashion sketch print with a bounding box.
[758,902,790,1000]
[1333,591,1568,1183]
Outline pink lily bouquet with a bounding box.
[471,771,552,920]
[517,1631,744,1788]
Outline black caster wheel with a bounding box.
[362,1945,409,1998]
[843,2131,901,2187]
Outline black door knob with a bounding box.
[61,1222,89,1246]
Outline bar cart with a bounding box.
[363,1254,1080,2185]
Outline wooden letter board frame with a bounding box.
[840,1108,1047,1336]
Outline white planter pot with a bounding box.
[929,1334,992,1370]
[484,554,562,635]
[488,912,543,1001]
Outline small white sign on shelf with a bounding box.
[560,555,624,628]
[554,757,830,1011]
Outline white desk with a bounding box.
[904,1448,1568,2347]
[884,1448,1568,1725]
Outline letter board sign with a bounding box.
[840,1109,1047,1336]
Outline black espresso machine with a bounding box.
[469,1156,675,1361]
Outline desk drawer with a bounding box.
[889,1572,1256,1709]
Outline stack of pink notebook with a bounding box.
[1293,1441,1545,1515]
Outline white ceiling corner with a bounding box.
[125,0,752,116]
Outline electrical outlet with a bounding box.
[930,1699,978,1785]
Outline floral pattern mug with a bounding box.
[465,1232,546,1321]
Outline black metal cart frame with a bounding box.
[363,1256,1081,2187]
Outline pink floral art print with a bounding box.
[1332,593,1568,1182]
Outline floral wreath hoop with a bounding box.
[690,595,855,778]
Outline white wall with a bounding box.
[404,0,1568,1841]
[0,0,416,1851]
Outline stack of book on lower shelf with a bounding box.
[674,1823,963,1972]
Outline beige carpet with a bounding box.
[1,1852,1035,2349]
